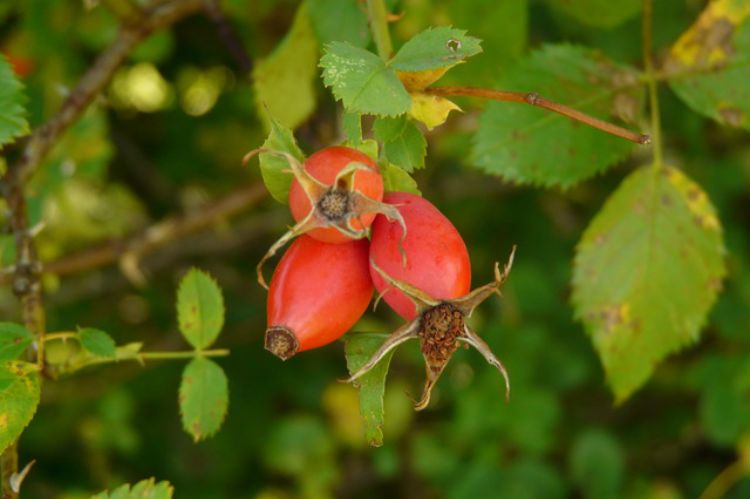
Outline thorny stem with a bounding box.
[642,0,663,167]
[0,1,206,495]
[366,0,393,60]
[426,86,651,145]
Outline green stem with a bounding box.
[367,0,393,60]
[642,0,663,168]
[139,349,230,361]
[699,459,749,499]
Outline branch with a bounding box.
[204,0,253,75]
[23,183,266,284]
[0,1,206,495]
[12,0,205,185]
[426,86,651,145]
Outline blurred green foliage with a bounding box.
[1,0,750,498]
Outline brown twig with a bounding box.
[11,0,205,186]
[425,86,651,145]
[36,183,265,283]
[0,1,206,496]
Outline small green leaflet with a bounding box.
[344,332,396,447]
[390,26,482,72]
[373,116,427,172]
[381,162,421,195]
[258,115,305,203]
[0,360,41,453]
[0,322,33,361]
[78,328,116,358]
[179,357,229,442]
[546,0,641,29]
[253,2,319,131]
[177,268,225,350]
[572,165,726,402]
[0,53,29,149]
[665,0,750,129]
[91,478,174,499]
[472,45,644,188]
[320,42,411,116]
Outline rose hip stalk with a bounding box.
[265,235,373,360]
[349,192,516,410]
[244,146,405,288]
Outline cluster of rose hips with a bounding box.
[253,146,514,410]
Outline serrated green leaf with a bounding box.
[0,360,41,453]
[0,53,29,149]
[0,323,33,361]
[344,332,395,447]
[472,45,644,188]
[308,0,371,47]
[78,327,116,359]
[665,0,750,129]
[91,477,174,499]
[546,0,641,29]
[373,116,426,172]
[572,165,726,401]
[253,2,319,131]
[320,42,411,116]
[177,268,225,350]
[390,26,482,72]
[179,357,229,442]
[258,115,305,204]
[381,162,421,195]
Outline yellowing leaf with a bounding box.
[397,67,450,92]
[665,0,750,128]
[408,93,461,130]
[572,165,726,402]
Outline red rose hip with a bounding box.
[369,192,471,320]
[265,235,373,360]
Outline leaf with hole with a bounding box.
[390,26,482,72]
[179,357,229,442]
[177,268,225,350]
[472,45,644,188]
[572,165,726,401]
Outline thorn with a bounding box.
[10,459,36,493]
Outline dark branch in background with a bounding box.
[204,0,253,75]
[0,1,206,496]
[426,86,651,145]
[42,183,266,285]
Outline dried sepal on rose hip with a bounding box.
[347,250,515,410]
[244,146,406,288]
[265,235,373,360]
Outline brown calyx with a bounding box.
[418,303,465,371]
[265,326,299,360]
[316,189,351,221]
